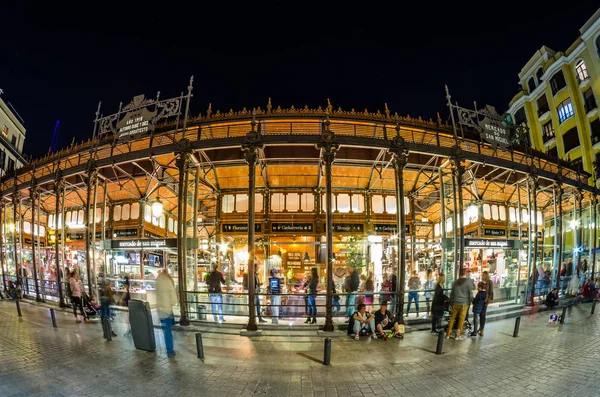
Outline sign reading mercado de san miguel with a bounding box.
[477,105,511,149]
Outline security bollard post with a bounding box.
[435,330,444,354]
[513,316,521,337]
[50,308,57,328]
[323,337,331,366]
[196,333,204,359]
[592,300,597,315]
[560,306,567,324]
[16,300,22,317]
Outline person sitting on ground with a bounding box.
[582,279,593,302]
[470,282,487,337]
[546,288,559,310]
[374,301,403,340]
[352,303,377,341]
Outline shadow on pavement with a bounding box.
[296,352,323,364]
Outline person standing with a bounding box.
[268,269,282,324]
[390,273,397,314]
[406,270,421,317]
[364,272,374,309]
[345,266,360,317]
[470,282,487,337]
[445,271,472,341]
[69,272,90,324]
[206,264,226,322]
[305,267,318,324]
[254,267,267,323]
[431,273,448,334]
[424,269,435,317]
[99,279,117,337]
[156,269,177,358]
[479,270,494,337]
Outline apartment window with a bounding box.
[557,98,574,123]
[536,67,544,82]
[514,107,527,125]
[583,89,597,113]
[0,150,5,170]
[562,126,580,154]
[527,77,536,93]
[537,94,549,117]
[591,118,600,146]
[550,71,567,95]
[222,194,235,213]
[547,146,558,159]
[542,121,555,143]
[7,158,14,172]
[575,60,589,82]
[1,125,7,138]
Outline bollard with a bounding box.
[16,299,22,317]
[513,316,521,337]
[195,333,204,359]
[50,308,57,328]
[592,300,597,315]
[435,330,444,354]
[323,337,331,366]
[560,306,567,324]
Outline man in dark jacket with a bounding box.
[431,273,449,333]
[206,264,227,322]
[446,271,473,341]
[470,282,487,336]
[546,288,559,309]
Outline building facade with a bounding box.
[507,9,600,186]
[0,95,27,177]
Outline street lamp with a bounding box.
[151,198,163,218]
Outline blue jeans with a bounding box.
[407,292,419,314]
[160,316,174,355]
[255,295,263,320]
[332,298,341,315]
[100,300,112,319]
[308,295,316,317]
[209,293,224,321]
[345,292,357,316]
[353,317,375,334]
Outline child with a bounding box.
[470,281,487,337]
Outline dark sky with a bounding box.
[1,1,599,159]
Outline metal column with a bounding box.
[439,169,448,284]
[176,151,190,326]
[515,183,523,303]
[592,196,597,282]
[322,144,337,332]
[0,204,5,292]
[531,177,538,303]
[451,172,459,282]
[192,167,199,293]
[576,192,583,277]
[12,194,21,291]
[243,146,259,331]
[453,159,465,275]
[552,186,559,286]
[91,174,98,299]
[30,186,42,302]
[55,179,65,307]
[410,196,416,273]
[556,185,564,291]
[525,180,533,302]
[84,170,97,297]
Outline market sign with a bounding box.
[110,238,177,249]
[114,228,138,237]
[222,224,262,233]
[116,102,157,139]
[373,224,411,234]
[328,223,364,233]
[509,230,527,238]
[271,223,313,233]
[286,252,303,268]
[464,239,515,249]
[478,115,511,149]
[484,228,506,237]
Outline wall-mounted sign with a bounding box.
[114,228,138,237]
[110,238,177,249]
[374,224,411,234]
[271,223,313,233]
[511,230,543,239]
[464,239,515,249]
[286,252,303,268]
[484,228,506,237]
[116,95,158,139]
[222,224,262,233]
[328,224,364,233]
[478,112,511,149]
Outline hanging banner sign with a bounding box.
[222,224,262,233]
[464,239,515,249]
[484,228,506,237]
[271,223,313,233]
[110,238,177,249]
[114,228,138,237]
[328,224,364,233]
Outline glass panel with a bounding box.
[271,193,285,212]
[40,225,45,236]
[130,203,140,219]
[143,204,151,222]
[466,205,478,224]
[159,214,166,229]
[434,223,440,237]
[255,193,263,213]
[66,211,73,225]
[49,214,54,229]
[95,207,102,223]
[509,207,516,223]
[58,213,62,228]
[385,196,396,214]
[537,211,543,226]
[337,194,351,213]
[446,218,453,233]
[483,204,491,219]
[499,206,507,221]
[122,204,131,221]
[522,209,529,223]
[152,216,159,226]
[286,193,300,212]
[321,193,327,212]
[491,205,499,220]
[77,210,84,224]
[372,195,385,214]
[236,193,248,212]
[24,221,31,234]
[222,195,234,213]
[113,205,121,222]
[404,197,410,215]
[351,194,364,213]
[168,217,174,232]
[301,193,314,212]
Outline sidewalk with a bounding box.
[2,298,600,396]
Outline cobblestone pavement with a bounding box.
[1,300,599,397]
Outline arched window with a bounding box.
[575,60,589,82]
[536,67,544,83]
[527,77,536,93]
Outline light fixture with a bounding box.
[303,252,310,263]
[151,198,163,218]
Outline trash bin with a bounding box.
[197,304,207,321]
[128,299,156,352]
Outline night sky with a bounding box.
[1,2,599,159]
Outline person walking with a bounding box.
[406,270,421,317]
[479,270,494,337]
[206,264,226,322]
[470,281,487,336]
[69,272,90,324]
[156,269,177,358]
[305,267,318,324]
[431,273,448,334]
[445,271,472,341]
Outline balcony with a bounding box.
[537,105,551,122]
[585,96,598,117]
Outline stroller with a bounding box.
[444,303,473,336]
[82,292,101,319]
